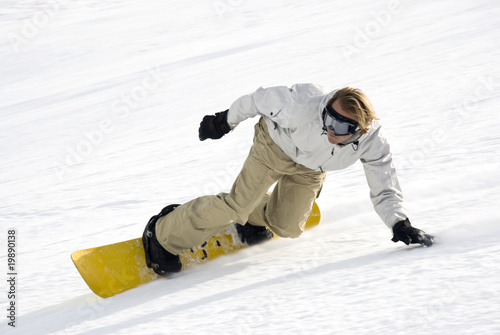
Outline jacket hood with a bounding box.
[317,88,338,125]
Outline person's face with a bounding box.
[326,99,359,145]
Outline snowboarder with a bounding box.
[142,83,434,275]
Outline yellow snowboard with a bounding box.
[71,202,320,298]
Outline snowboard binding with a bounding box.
[236,222,274,245]
[142,204,182,275]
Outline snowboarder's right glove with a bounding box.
[199,109,231,141]
[391,219,434,247]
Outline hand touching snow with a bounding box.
[391,219,434,247]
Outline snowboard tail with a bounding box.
[71,202,321,298]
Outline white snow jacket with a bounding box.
[227,83,408,228]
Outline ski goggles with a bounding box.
[323,105,359,136]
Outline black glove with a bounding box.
[199,109,231,141]
[391,219,434,247]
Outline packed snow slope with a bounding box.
[1,0,500,334]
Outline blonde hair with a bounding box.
[328,87,379,134]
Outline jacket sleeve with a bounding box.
[226,86,294,128]
[360,127,408,228]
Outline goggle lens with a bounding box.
[323,105,359,136]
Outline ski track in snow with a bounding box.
[1,0,500,334]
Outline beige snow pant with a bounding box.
[156,117,327,255]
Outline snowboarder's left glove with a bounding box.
[199,109,231,141]
[391,219,434,247]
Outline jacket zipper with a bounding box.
[318,146,336,172]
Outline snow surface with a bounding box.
[1,0,500,334]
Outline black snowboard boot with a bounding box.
[142,204,182,275]
[236,222,274,245]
